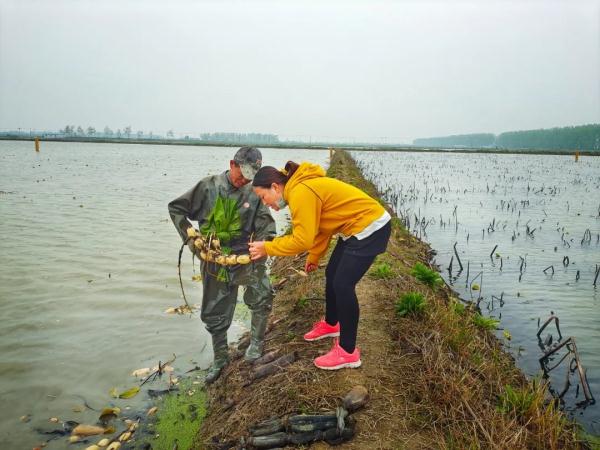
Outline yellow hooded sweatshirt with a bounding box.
[263,162,386,265]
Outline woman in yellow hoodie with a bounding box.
[248,161,391,370]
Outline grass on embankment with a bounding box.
[194,150,588,449]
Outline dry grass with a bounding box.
[196,151,586,450]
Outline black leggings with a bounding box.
[324,222,391,353]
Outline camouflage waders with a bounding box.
[168,170,276,383]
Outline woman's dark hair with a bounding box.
[252,161,300,188]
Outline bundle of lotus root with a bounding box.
[187,228,251,265]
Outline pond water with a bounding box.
[0,141,329,449]
[352,150,600,433]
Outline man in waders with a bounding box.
[168,147,275,383]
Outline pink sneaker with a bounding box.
[303,320,340,342]
[314,340,361,370]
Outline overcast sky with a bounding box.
[0,0,598,143]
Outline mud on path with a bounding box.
[196,151,584,450]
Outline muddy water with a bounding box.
[0,141,329,449]
[352,150,600,433]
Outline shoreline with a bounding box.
[184,150,589,449]
[1,136,599,157]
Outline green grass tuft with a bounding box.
[447,328,472,353]
[411,262,443,289]
[285,331,296,341]
[497,385,536,420]
[390,217,406,231]
[472,313,499,330]
[451,299,466,316]
[296,297,309,309]
[370,262,394,279]
[395,292,427,318]
[579,430,600,448]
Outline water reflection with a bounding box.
[352,150,600,432]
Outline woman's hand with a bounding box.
[248,241,267,260]
[304,262,318,273]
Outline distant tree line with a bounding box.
[54,128,280,144]
[413,133,495,148]
[495,124,599,150]
[0,127,283,146]
[414,124,600,151]
[61,125,140,139]
[199,132,280,144]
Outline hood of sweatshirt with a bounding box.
[283,162,326,200]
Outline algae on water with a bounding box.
[136,377,207,450]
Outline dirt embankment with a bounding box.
[196,150,585,450]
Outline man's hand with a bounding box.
[304,262,318,273]
[248,241,267,260]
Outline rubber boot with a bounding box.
[205,333,229,384]
[244,311,269,362]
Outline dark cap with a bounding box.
[233,147,262,180]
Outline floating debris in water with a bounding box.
[131,367,152,378]
[164,304,198,315]
[71,424,107,436]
